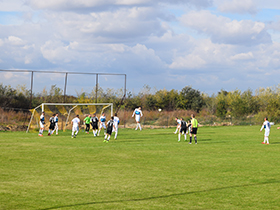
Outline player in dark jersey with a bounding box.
[48,114,56,136]
[103,116,116,143]
[91,113,99,137]
[178,118,187,142]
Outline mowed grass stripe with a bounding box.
[0,126,279,209]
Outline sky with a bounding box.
[1,0,280,96]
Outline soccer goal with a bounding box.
[26,103,113,133]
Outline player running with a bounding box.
[178,118,187,142]
[71,115,80,138]
[113,113,120,140]
[132,106,143,130]
[48,114,56,136]
[98,113,106,136]
[38,111,45,136]
[174,117,181,134]
[104,116,116,143]
[91,113,99,136]
[260,117,270,145]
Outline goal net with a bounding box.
[26,103,113,133]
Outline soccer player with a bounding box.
[260,117,270,144]
[71,115,80,138]
[48,114,56,136]
[174,117,181,134]
[91,113,99,136]
[84,114,91,134]
[178,118,187,142]
[98,113,106,136]
[104,116,116,143]
[189,114,198,144]
[38,111,45,136]
[53,113,59,135]
[113,113,120,139]
[132,106,143,130]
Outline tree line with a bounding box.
[1,83,280,122]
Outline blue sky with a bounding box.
[1,0,280,96]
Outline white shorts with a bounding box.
[265,130,270,137]
[40,122,44,128]
[72,126,79,132]
[135,115,141,122]
[113,125,118,132]
[100,122,106,129]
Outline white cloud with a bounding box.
[6,36,25,46]
[180,10,271,46]
[231,52,254,60]
[218,0,257,14]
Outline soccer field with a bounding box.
[1,126,280,210]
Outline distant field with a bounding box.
[1,126,280,210]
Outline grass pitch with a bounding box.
[1,126,280,210]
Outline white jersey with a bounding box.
[177,119,181,125]
[54,116,58,123]
[40,114,45,127]
[72,117,80,127]
[132,108,143,117]
[261,120,271,131]
[113,116,120,127]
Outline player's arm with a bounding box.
[132,110,135,117]
[140,110,143,117]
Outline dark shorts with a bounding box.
[106,129,112,135]
[49,124,55,130]
[91,123,98,130]
[180,127,187,134]
[191,127,198,134]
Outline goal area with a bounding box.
[26,103,113,133]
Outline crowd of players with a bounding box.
[37,106,272,145]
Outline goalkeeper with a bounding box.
[84,114,91,134]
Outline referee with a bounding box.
[189,114,198,144]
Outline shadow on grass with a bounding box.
[39,180,280,210]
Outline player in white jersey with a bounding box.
[260,117,271,144]
[132,107,143,130]
[98,113,106,136]
[38,112,45,136]
[113,113,120,140]
[174,117,181,134]
[53,113,59,135]
[71,115,80,138]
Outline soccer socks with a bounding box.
[136,123,142,130]
[190,136,192,143]
[264,136,269,144]
[178,133,181,141]
[194,136,197,143]
[115,131,118,139]
[184,133,187,141]
[174,128,178,134]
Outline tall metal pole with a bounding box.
[124,74,127,128]
[95,74,98,103]
[64,73,68,103]
[30,71,34,108]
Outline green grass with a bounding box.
[1,126,280,210]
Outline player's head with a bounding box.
[56,113,58,116]
[191,114,195,118]
[175,117,178,120]
[102,113,105,116]
[138,107,141,110]
[111,116,114,120]
[89,114,91,117]
[52,114,55,117]
[264,117,268,121]
[115,113,117,116]
[76,115,79,118]
[42,111,45,115]
[180,118,183,121]
[93,113,96,116]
